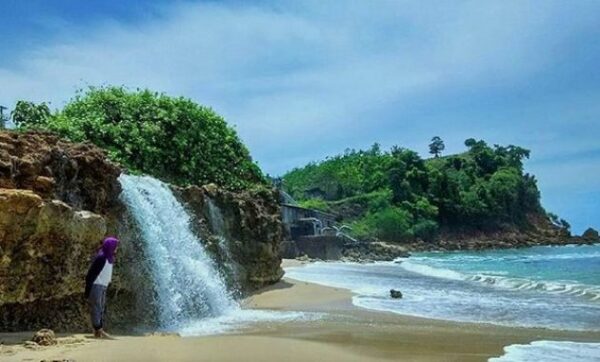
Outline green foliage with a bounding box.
[298,198,331,212]
[352,206,412,242]
[283,138,544,242]
[284,143,393,200]
[11,101,51,128]
[16,86,264,189]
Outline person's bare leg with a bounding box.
[97,328,114,339]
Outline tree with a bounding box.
[429,136,445,158]
[11,101,51,128]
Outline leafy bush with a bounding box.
[11,101,51,128]
[298,198,330,212]
[359,207,412,242]
[15,87,264,189]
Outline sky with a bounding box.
[0,0,598,233]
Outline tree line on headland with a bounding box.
[282,138,570,242]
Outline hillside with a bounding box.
[282,140,574,247]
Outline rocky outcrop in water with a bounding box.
[405,213,587,252]
[175,184,284,291]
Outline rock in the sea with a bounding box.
[32,329,57,346]
[582,228,599,242]
[390,289,403,299]
[343,241,409,262]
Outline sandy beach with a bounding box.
[2,259,599,362]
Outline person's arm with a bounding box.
[85,256,106,298]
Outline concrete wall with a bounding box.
[295,235,345,260]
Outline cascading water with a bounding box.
[206,197,227,237]
[118,174,238,329]
[205,198,238,279]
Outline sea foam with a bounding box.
[489,341,600,362]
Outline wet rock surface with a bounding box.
[390,289,403,299]
[175,184,284,291]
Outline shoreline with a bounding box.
[403,239,600,253]
[1,260,599,361]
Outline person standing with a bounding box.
[85,236,119,338]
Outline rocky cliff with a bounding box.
[405,213,594,252]
[175,184,283,292]
[0,131,121,331]
[0,131,284,332]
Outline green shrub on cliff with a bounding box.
[283,139,542,242]
[14,87,265,189]
[11,101,51,128]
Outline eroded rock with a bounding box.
[0,131,121,213]
[175,184,284,291]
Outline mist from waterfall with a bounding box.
[118,174,237,329]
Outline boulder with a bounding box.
[32,329,57,346]
[390,289,403,299]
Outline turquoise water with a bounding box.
[286,244,600,331]
[286,244,600,361]
[410,244,600,301]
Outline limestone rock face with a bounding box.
[0,131,121,213]
[0,131,119,332]
[0,189,107,331]
[175,184,284,291]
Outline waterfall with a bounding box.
[118,174,238,330]
[206,197,226,237]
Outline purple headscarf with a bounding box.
[99,237,119,264]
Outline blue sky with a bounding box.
[1,0,599,233]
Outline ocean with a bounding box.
[285,244,600,361]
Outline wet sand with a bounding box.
[2,259,599,362]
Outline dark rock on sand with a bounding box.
[32,329,57,346]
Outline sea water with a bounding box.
[285,244,600,361]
